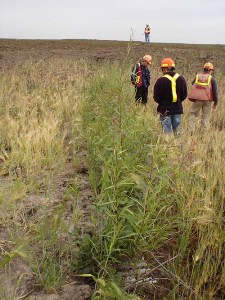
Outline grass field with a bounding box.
[0,39,224,300]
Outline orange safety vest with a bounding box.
[144,26,150,34]
[188,73,213,102]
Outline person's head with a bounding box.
[160,58,175,74]
[203,62,214,74]
[142,54,152,66]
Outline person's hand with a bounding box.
[212,103,217,110]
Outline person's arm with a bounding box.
[147,69,151,86]
[153,79,162,103]
[178,76,188,101]
[211,78,218,107]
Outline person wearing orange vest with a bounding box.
[144,25,151,43]
[188,62,218,133]
[131,54,152,105]
[153,58,187,135]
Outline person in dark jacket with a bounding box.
[153,58,187,134]
[131,54,152,105]
[188,62,218,133]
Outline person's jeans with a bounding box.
[145,33,150,43]
[160,114,181,135]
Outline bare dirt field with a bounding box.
[1,38,225,72]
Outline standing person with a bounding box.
[153,58,187,135]
[131,55,152,105]
[188,62,218,133]
[144,25,151,43]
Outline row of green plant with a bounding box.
[77,54,225,299]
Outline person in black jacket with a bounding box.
[153,58,187,135]
[131,55,152,105]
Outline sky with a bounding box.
[0,0,225,45]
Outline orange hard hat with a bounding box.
[161,58,175,69]
[203,62,214,70]
[143,55,152,65]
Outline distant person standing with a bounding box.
[144,25,151,43]
[153,58,187,135]
[131,55,152,105]
[188,62,218,133]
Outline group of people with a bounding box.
[131,55,218,135]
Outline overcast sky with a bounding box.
[0,0,225,44]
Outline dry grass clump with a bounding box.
[0,58,89,297]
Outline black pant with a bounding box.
[135,86,148,105]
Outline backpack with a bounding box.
[131,63,141,86]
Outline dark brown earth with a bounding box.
[1,39,225,74]
[0,39,225,300]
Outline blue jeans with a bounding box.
[160,114,181,135]
[145,33,150,43]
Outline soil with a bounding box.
[0,39,225,300]
[1,39,225,72]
